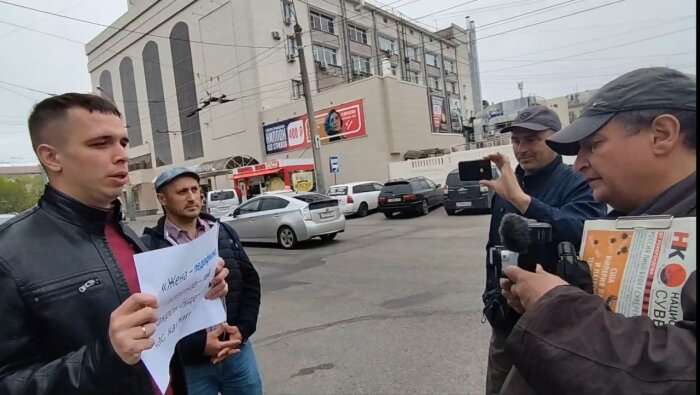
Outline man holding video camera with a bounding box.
[499,67,696,394]
[480,105,607,395]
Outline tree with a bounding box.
[0,175,44,214]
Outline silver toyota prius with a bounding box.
[222,192,345,249]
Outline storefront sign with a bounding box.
[262,99,367,155]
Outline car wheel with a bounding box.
[320,233,337,241]
[383,211,394,219]
[445,208,456,216]
[420,200,429,216]
[277,226,298,249]
[357,202,369,217]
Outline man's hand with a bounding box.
[500,277,525,314]
[108,293,159,365]
[211,325,244,364]
[204,324,241,359]
[480,153,532,213]
[206,258,229,300]
[502,264,570,312]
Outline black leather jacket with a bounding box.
[0,185,186,394]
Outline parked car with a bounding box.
[442,167,498,215]
[206,188,241,218]
[378,176,443,219]
[326,181,384,217]
[222,192,345,249]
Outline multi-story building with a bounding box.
[86,0,482,216]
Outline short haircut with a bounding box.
[614,109,696,150]
[28,93,122,150]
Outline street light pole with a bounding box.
[292,3,326,194]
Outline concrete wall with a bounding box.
[389,145,576,186]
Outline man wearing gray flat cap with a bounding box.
[499,67,696,394]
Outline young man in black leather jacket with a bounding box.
[0,93,229,394]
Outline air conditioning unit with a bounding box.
[271,31,281,40]
[382,49,392,57]
[319,60,328,70]
[287,53,296,63]
[352,69,362,76]
[283,16,293,26]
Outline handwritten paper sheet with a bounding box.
[134,223,226,393]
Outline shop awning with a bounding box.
[232,168,282,180]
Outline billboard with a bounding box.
[263,99,367,155]
[430,96,447,133]
[449,98,464,133]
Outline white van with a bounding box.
[206,189,241,218]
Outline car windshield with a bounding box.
[293,193,331,203]
[209,191,235,201]
[327,186,348,196]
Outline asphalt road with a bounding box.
[131,208,493,395]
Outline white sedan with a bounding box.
[222,192,345,249]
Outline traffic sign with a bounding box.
[329,156,339,174]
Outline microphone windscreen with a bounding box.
[499,213,531,253]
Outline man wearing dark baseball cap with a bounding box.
[480,105,606,395]
[499,67,696,394]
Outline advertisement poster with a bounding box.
[263,99,367,155]
[580,217,696,326]
[449,98,464,133]
[430,96,447,133]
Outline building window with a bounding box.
[348,24,368,44]
[409,29,415,35]
[444,59,455,74]
[448,81,457,94]
[128,154,153,172]
[98,70,114,103]
[286,35,296,57]
[425,52,439,67]
[430,76,441,90]
[351,55,371,75]
[310,11,334,34]
[143,41,172,167]
[119,57,143,147]
[409,70,420,84]
[292,79,302,100]
[391,64,397,76]
[405,46,419,61]
[312,45,338,66]
[383,17,388,23]
[282,0,294,23]
[378,36,395,54]
[170,22,204,161]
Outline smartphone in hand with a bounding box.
[458,159,493,181]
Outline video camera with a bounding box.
[489,213,552,275]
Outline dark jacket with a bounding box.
[483,156,607,330]
[141,214,261,365]
[0,185,187,394]
[503,172,697,395]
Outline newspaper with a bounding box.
[580,216,696,326]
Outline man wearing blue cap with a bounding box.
[500,67,696,394]
[142,167,262,395]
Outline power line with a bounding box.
[0,80,56,96]
[476,0,584,30]
[0,0,277,49]
[480,25,696,73]
[476,0,627,41]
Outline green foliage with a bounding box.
[0,175,44,214]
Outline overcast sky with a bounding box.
[0,0,695,164]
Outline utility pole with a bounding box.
[293,3,326,194]
[517,81,524,99]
